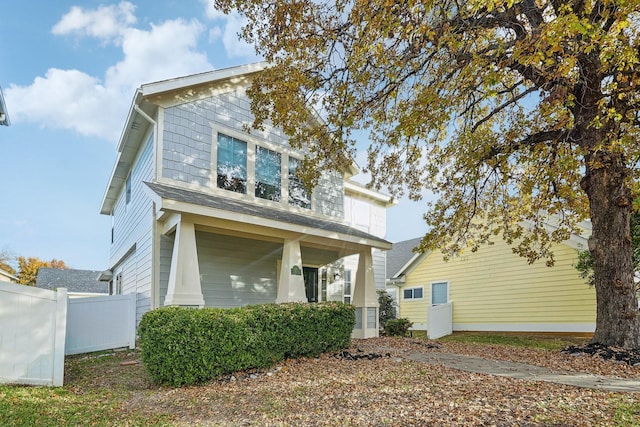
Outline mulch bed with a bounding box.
[563,343,640,366]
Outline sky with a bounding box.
[0,0,428,270]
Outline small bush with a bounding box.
[384,318,413,337]
[377,289,397,333]
[137,302,355,386]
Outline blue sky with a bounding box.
[0,0,428,270]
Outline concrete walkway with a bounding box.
[407,352,640,393]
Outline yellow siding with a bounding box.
[398,240,596,332]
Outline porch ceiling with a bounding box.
[145,181,391,251]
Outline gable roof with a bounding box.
[36,268,107,294]
[0,85,10,126]
[145,181,391,250]
[100,63,267,216]
[387,237,423,280]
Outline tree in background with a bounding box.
[0,247,16,276]
[16,257,67,286]
[215,0,640,347]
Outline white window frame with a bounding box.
[212,127,314,210]
[430,281,449,305]
[402,286,424,300]
[343,269,352,304]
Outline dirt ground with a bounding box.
[64,337,640,426]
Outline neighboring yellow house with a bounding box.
[388,222,596,335]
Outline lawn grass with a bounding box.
[438,331,588,350]
[0,336,635,426]
[0,350,172,427]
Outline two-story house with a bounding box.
[100,63,392,338]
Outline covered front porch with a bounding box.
[147,182,390,339]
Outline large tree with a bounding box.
[215,0,640,347]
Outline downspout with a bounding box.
[134,104,160,308]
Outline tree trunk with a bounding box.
[583,150,640,349]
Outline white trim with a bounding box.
[453,323,595,333]
[0,268,17,282]
[141,62,267,97]
[158,198,391,250]
[343,180,395,206]
[402,286,424,300]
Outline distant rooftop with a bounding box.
[36,268,107,294]
[386,237,423,280]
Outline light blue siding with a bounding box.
[110,131,155,325]
[196,231,281,308]
[160,88,344,220]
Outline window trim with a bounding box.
[403,286,424,300]
[211,127,314,210]
[343,269,352,304]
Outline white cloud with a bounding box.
[6,6,214,142]
[5,68,123,140]
[52,1,137,43]
[220,14,256,59]
[203,0,228,20]
[106,19,211,91]
[201,0,258,59]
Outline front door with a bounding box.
[303,267,318,302]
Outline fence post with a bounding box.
[53,288,68,387]
[128,293,137,349]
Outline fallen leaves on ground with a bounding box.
[65,337,640,426]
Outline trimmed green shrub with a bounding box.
[137,302,355,386]
[384,318,413,337]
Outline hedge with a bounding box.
[137,302,355,386]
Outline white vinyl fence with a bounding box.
[0,283,67,386]
[65,293,136,355]
[427,302,453,339]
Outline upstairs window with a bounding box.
[255,146,281,201]
[217,133,247,194]
[288,157,311,209]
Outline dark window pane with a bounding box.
[217,133,247,194]
[288,157,311,209]
[255,146,281,201]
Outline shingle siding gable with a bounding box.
[160,87,344,221]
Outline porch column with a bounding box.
[164,217,205,307]
[276,238,307,303]
[352,248,379,338]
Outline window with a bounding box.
[115,273,123,295]
[217,133,247,193]
[255,146,281,201]
[403,287,423,300]
[343,269,352,304]
[125,173,132,204]
[288,157,311,209]
[431,282,449,305]
[321,268,327,302]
